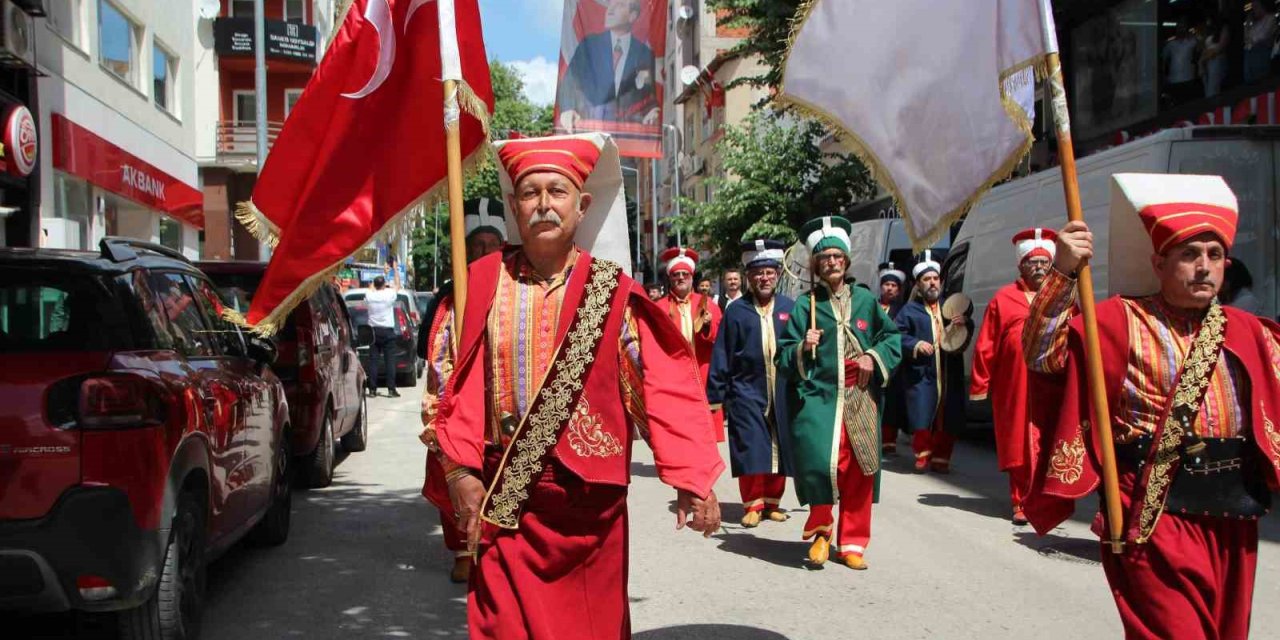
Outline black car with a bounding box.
[346,301,420,387]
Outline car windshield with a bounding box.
[0,269,132,352]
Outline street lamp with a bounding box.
[662,123,684,248]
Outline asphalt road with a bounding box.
[11,378,1280,638]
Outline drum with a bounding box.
[940,293,973,353]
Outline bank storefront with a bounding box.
[41,111,202,257]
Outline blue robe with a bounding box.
[895,298,970,434]
[706,294,795,477]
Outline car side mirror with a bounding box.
[356,325,374,349]
[247,335,278,366]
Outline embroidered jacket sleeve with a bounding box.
[418,297,469,480]
[626,293,725,498]
[970,295,1001,400]
[1022,268,1078,375]
[618,305,648,438]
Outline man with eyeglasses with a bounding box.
[779,216,901,570]
[707,239,795,529]
[969,228,1058,525]
[658,247,725,441]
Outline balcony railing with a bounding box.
[215,121,284,159]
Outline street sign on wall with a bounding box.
[213,18,318,64]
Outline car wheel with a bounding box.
[340,394,369,452]
[118,492,206,640]
[304,413,336,488]
[251,432,293,546]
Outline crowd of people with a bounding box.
[1161,1,1278,106]
[410,132,1279,640]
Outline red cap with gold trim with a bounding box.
[497,137,601,189]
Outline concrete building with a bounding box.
[649,2,756,266]
[36,0,202,257]
[0,2,44,248]
[196,0,338,261]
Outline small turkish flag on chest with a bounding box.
[856,318,868,331]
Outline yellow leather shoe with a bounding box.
[764,509,790,522]
[450,557,471,584]
[808,537,830,566]
[741,511,762,528]
[839,554,868,571]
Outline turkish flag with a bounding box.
[236,0,492,332]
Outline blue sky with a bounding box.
[478,0,565,105]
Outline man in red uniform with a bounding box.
[427,134,723,640]
[969,228,1056,525]
[656,247,725,441]
[1023,173,1280,639]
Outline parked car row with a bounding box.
[341,288,426,388]
[0,238,369,638]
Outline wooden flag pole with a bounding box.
[444,79,469,351]
[1045,52,1124,555]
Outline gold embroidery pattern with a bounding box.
[1047,434,1086,485]
[567,399,623,458]
[1263,402,1280,467]
[481,261,621,529]
[1136,303,1227,543]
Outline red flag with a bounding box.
[233,0,492,333]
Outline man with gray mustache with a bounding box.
[970,228,1062,525]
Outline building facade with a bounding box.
[34,0,201,256]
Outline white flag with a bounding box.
[781,0,1057,249]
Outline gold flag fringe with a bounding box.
[331,0,355,41]
[777,0,1050,252]
[234,200,282,248]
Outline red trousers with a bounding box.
[1098,471,1259,640]
[1006,465,1030,511]
[423,455,466,554]
[912,429,956,464]
[881,423,897,446]
[801,430,874,558]
[471,460,630,640]
[738,474,786,513]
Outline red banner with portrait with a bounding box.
[553,0,667,159]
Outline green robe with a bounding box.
[778,281,902,506]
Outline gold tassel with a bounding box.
[234,200,281,248]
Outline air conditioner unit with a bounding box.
[0,0,34,69]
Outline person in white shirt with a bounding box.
[365,271,401,398]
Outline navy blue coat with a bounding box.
[895,298,970,434]
[706,294,795,477]
[559,32,657,122]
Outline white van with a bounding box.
[946,126,1280,419]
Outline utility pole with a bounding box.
[649,157,658,282]
[253,0,268,168]
[663,124,683,247]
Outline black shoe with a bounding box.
[388,390,401,398]
[366,390,378,398]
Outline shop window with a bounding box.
[231,0,254,18]
[154,43,177,114]
[53,173,94,250]
[99,1,140,87]
[49,0,86,50]
[284,0,306,24]
[285,88,304,120]
[159,217,183,252]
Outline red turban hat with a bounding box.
[496,137,601,190]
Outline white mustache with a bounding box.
[529,211,563,227]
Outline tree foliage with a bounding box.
[706,0,802,94]
[412,61,553,288]
[673,112,876,273]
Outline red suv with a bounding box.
[198,262,368,488]
[0,239,292,638]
